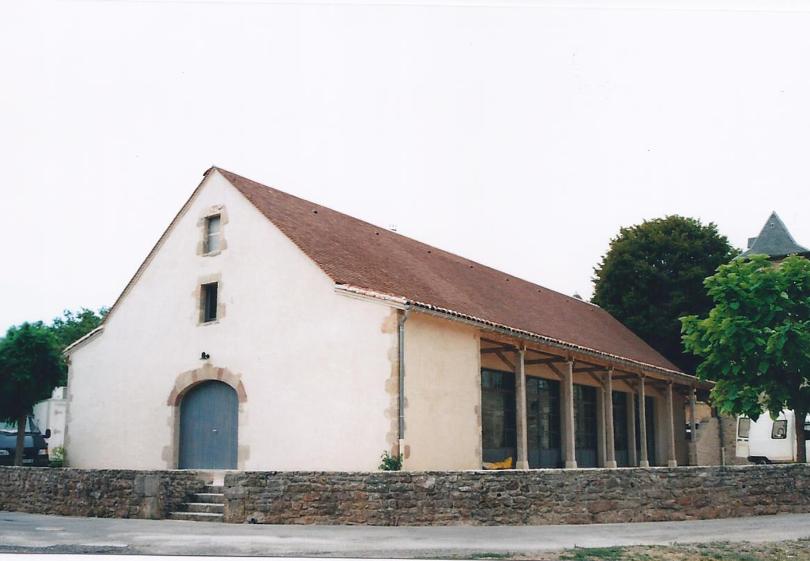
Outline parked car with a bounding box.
[736,411,810,464]
[0,415,51,466]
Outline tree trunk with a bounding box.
[795,407,807,464]
[14,413,26,467]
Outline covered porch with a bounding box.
[480,335,706,469]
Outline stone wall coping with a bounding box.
[0,464,788,476]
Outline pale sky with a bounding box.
[3,0,810,333]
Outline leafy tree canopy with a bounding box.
[0,321,65,420]
[49,307,107,351]
[49,307,107,384]
[0,322,64,464]
[592,215,739,372]
[681,254,810,461]
[0,308,106,462]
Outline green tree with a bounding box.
[49,308,106,384]
[0,323,65,465]
[50,307,107,350]
[682,254,810,462]
[592,216,738,372]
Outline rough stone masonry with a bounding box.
[0,467,205,520]
[222,465,810,525]
[2,464,809,526]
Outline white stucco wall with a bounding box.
[402,312,481,470]
[33,387,67,455]
[66,170,397,470]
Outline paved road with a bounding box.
[2,511,810,557]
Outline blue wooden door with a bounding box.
[179,381,238,469]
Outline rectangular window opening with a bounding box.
[737,417,751,440]
[526,376,561,468]
[201,282,218,323]
[205,215,221,253]
[771,419,787,440]
[481,369,516,467]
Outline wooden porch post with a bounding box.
[666,382,678,467]
[627,391,637,467]
[689,387,698,466]
[605,368,617,468]
[515,346,529,470]
[638,375,650,467]
[563,360,578,469]
[690,388,697,440]
[597,383,606,467]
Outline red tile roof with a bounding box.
[219,168,682,373]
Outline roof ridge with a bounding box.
[215,167,599,311]
[216,167,681,373]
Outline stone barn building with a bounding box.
[65,167,706,472]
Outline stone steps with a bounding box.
[184,502,224,514]
[168,485,226,522]
[194,492,226,503]
[168,511,224,522]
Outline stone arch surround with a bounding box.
[164,364,249,469]
[167,364,247,406]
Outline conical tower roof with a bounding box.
[742,212,808,257]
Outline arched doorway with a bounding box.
[179,380,238,469]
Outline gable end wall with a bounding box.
[66,170,395,470]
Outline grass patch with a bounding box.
[562,547,625,560]
[552,540,810,561]
[481,538,810,561]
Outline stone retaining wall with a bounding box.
[0,467,205,519]
[225,464,810,525]
[2,465,809,526]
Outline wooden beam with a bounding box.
[481,346,516,354]
[587,371,606,389]
[515,347,529,470]
[638,375,650,467]
[562,359,577,469]
[479,334,707,390]
[525,357,566,366]
[647,381,669,392]
[546,362,565,380]
[605,368,617,468]
[525,347,560,359]
[481,337,512,347]
[574,365,605,374]
[494,350,515,371]
[666,382,677,467]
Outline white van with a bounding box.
[736,411,810,463]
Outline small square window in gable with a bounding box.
[198,206,228,256]
[201,282,218,323]
[205,215,221,253]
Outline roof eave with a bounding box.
[334,284,709,389]
[63,325,104,355]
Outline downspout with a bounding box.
[398,306,410,458]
